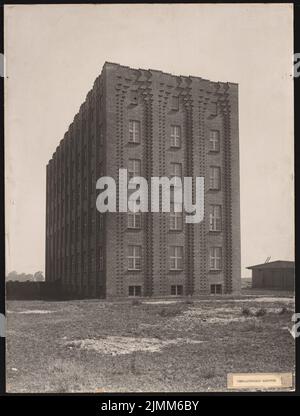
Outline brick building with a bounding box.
[45,62,241,298]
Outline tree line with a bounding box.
[6,271,45,282]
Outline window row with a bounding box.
[49,205,221,234]
[127,204,222,231]
[128,285,183,297]
[127,245,223,271]
[127,210,183,231]
[129,120,221,152]
[128,159,182,180]
[127,159,221,190]
[52,243,222,274]
[127,283,223,297]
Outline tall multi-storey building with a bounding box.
[45,62,241,298]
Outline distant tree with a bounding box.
[18,273,27,281]
[17,273,33,282]
[6,271,37,281]
[33,271,44,282]
[6,271,18,281]
[24,274,34,281]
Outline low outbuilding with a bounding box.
[247,260,295,291]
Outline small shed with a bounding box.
[247,260,295,291]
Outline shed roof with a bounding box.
[247,260,295,270]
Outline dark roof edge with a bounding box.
[103,61,238,86]
[246,260,295,269]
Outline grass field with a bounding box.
[6,292,295,392]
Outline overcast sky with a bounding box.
[5,4,294,276]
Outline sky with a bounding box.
[5,4,294,277]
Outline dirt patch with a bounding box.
[143,300,182,305]
[174,304,292,325]
[64,336,204,356]
[175,306,253,324]
[233,297,294,304]
[196,297,293,305]
[8,310,56,314]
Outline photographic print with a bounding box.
[4,4,295,393]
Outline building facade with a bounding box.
[45,62,241,298]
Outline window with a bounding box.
[209,166,221,190]
[127,245,142,270]
[171,285,183,296]
[170,126,181,148]
[171,96,179,110]
[170,202,183,231]
[209,130,220,152]
[210,284,222,295]
[170,162,182,187]
[128,212,142,229]
[169,246,184,270]
[209,247,222,270]
[128,285,142,297]
[209,205,222,232]
[99,247,104,271]
[170,162,182,177]
[128,159,141,180]
[129,120,141,143]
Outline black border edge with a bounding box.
[0,1,5,398]
[294,1,299,398]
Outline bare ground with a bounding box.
[6,292,295,393]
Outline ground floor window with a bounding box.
[127,245,142,270]
[210,284,222,295]
[169,246,184,270]
[171,285,183,296]
[128,285,142,297]
[209,247,222,270]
